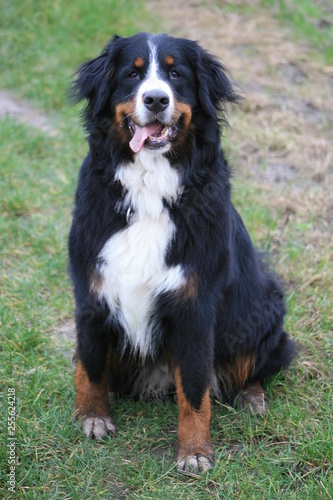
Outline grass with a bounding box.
[261,0,333,64]
[224,0,333,64]
[1,0,332,498]
[0,0,153,110]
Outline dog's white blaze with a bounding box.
[135,39,174,125]
[97,151,185,357]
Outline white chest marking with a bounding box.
[96,151,185,357]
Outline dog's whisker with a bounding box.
[120,111,137,126]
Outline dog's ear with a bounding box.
[69,35,121,124]
[195,45,240,123]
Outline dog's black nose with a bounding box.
[143,90,170,113]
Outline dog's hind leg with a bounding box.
[235,380,270,415]
[235,330,297,414]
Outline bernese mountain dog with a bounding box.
[69,33,296,473]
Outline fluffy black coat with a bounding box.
[68,33,296,471]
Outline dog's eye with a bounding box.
[128,71,139,80]
[170,70,181,79]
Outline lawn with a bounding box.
[0,0,332,498]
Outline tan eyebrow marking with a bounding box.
[165,55,175,65]
[134,57,144,68]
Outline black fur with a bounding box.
[69,33,296,415]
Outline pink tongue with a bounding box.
[129,123,162,153]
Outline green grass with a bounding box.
[1,1,332,498]
[0,0,154,110]
[224,0,333,64]
[262,0,333,63]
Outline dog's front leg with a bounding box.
[168,314,215,473]
[173,365,214,473]
[74,306,116,439]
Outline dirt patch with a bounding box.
[0,90,58,135]
[254,162,297,184]
[52,319,76,359]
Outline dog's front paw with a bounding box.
[177,454,213,474]
[82,416,116,439]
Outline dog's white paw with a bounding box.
[237,382,270,416]
[177,454,213,473]
[82,416,116,439]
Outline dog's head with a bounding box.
[71,33,239,155]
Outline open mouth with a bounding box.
[128,119,178,153]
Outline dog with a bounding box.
[69,33,296,473]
